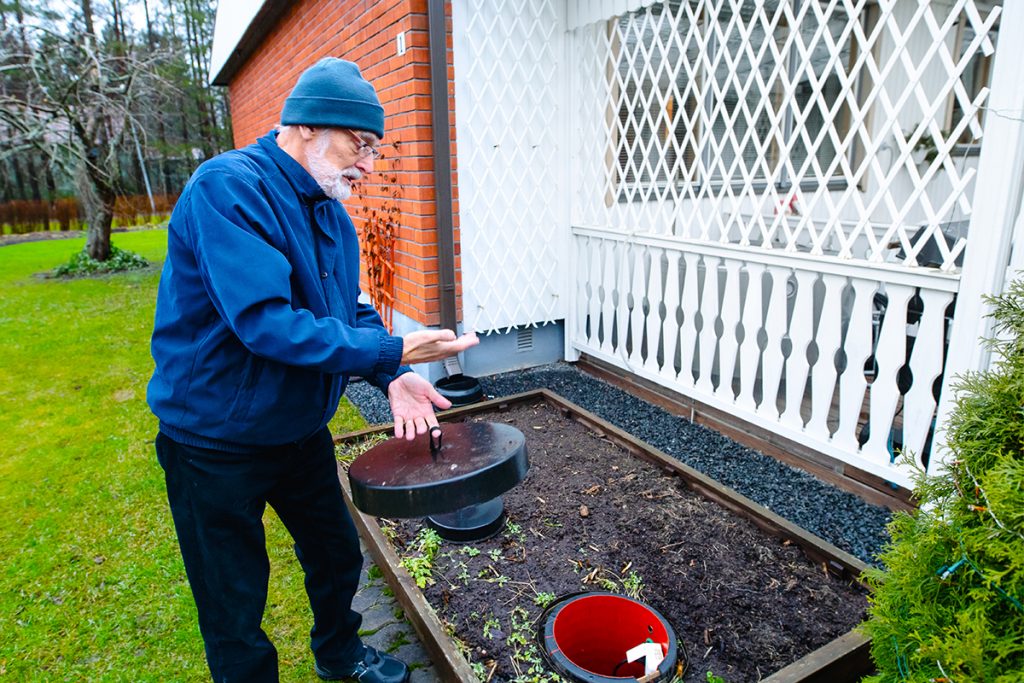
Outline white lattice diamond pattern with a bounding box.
[453,0,566,332]
[571,0,1000,272]
[565,0,1006,487]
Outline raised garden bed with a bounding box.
[336,390,874,682]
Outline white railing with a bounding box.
[563,0,1009,486]
[571,227,958,488]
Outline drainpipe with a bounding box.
[427,0,458,335]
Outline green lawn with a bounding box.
[0,231,368,681]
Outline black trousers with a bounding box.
[156,428,365,683]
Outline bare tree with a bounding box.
[0,4,169,260]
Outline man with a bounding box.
[147,58,478,683]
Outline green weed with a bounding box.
[400,527,443,588]
[483,615,501,639]
[623,570,644,599]
[533,592,556,608]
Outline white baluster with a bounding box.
[616,241,633,360]
[737,262,766,412]
[587,237,604,350]
[599,239,617,355]
[629,244,648,366]
[864,283,914,462]
[660,250,683,382]
[781,270,818,430]
[697,255,722,394]
[645,247,665,372]
[574,236,591,348]
[679,252,701,388]
[758,266,790,420]
[807,273,845,438]
[716,258,742,401]
[833,279,878,452]
[901,289,954,466]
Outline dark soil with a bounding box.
[378,401,868,682]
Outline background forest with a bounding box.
[0,0,228,255]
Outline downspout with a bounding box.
[427,0,458,334]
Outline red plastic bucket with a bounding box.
[540,592,679,682]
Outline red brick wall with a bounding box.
[227,0,460,328]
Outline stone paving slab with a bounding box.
[353,541,441,682]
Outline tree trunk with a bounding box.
[24,153,43,202]
[78,167,115,260]
[9,155,29,199]
[80,0,95,38]
[84,200,114,260]
[44,164,57,231]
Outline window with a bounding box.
[614,3,700,189]
[612,0,859,194]
[947,9,998,146]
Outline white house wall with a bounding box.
[452,0,569,333]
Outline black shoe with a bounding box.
[314,646,411,683]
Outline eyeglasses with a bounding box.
[345,129,383,160]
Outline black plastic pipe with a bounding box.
[427,0,458,333]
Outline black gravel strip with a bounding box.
[343,363,892,565]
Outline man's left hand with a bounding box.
[387,372,452,440]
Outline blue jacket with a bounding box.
[148,131,407,451]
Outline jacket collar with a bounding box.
[257,130,329,203]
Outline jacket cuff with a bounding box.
[367,334,407,392]
[374,333,404,377]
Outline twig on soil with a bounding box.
[509,654,522,679]
[500,580,536,606]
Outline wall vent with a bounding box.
[516,328,534,353]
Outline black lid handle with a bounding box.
[429,426,443,458]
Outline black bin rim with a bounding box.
[538,591,681,683]
[433,373,484,407]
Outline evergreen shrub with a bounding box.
[861,278,1024,682]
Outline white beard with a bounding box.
[306,136,362,202]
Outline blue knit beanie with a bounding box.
[281,58,385,138]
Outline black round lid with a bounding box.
[348,422,529,518]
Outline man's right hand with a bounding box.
[400,329,479,365]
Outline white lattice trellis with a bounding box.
[571,0,1000,271]
[566,0,1005,488]
[452,0,568,333]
